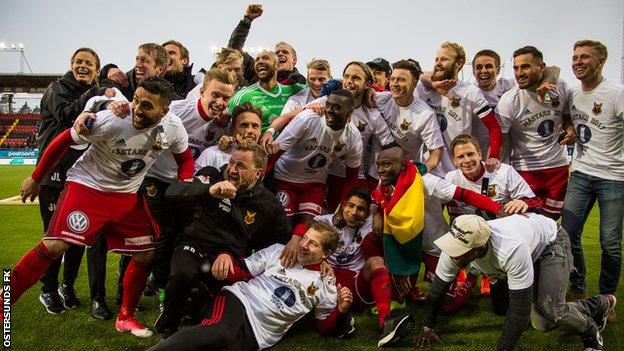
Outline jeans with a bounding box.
[562,171,624,294]
[531,228,605,333]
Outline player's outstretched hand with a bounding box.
[259,131,274,150]
[245,4,263,20]
[559,125,576,145]
[209,180,237,199]
[20,176,40,203]
[536,83,556,103]
[107,67,129,87]
[432,79,457,98]
[107,101,131,118]
[305,103,325,116]
[212,253,234,280]
[104,88,116,98]
[279,235,302,268]
[414,327,442,347]
[336,283,353,313]
[319,260,335,277]
[266,141,281,155]
[73,111,96,136]
[218,135,235,152]
[503,199,528,215]
[484,157,501,172]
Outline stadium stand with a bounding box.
[0,113,40,148]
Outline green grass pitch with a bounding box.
[0,165,622,350]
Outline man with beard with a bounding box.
[417,42,503,178]
[414,214,616,351]
[195,102,262,171]
[226,4,306,85]
[563,40,624,315]
[10,77,193,338]
[36,48,113,318]
[155,143,289,338]
[281,188,416,347]
[269,90,363,229]
[149,220,352,351]
[281,59,332,114]
[496,46,575,220]
[99,43,170,100]
[373,144,519,306]
[162,40,204,98]
[229,50,304,132]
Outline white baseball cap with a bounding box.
[434,214,492,257]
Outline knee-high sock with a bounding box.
[370,268,392,328]
[119,258,151,320]
[11,242,60,303]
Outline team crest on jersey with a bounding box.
[357,121,367,132]
[487,185,497,198]
[276,191,290,207]
[205,130,215,142]
[592,102,603,115]
[146,185,157,197]
[244,210,256,224]
[307,282,319,296]
[450,96,461,108]
[152,140,163,150]
[400,119,411,131]
[67,211,89,234]
[334,141,345,153]
[550,95,560,108]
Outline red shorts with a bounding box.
[361,233,384,261]
[45,181,157,253]
[274,180,325,216]
[518,165,569,219]
[333,267,374,311]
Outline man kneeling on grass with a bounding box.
[148,219,354,351]
[414,213,616,351]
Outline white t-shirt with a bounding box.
[224,244,337,350]
[570,79,624,181]
[312,214,374,272]
[67,110,188,193]
[416,81,492,176]
[471,76,517,107]
[496,79,570,171]
[445,163,535,218]
[275,109,363,183]
[435,213,558,290]
[194,144,233,173]
[420,173,459,256]
[147,97,229,183]
[282,87,315,114]
[307,96,395,178]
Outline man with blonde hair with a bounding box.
[563,40,624,314]
[281,59,332,114]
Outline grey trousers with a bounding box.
[531,228,606,333]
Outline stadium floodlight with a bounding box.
[0,42,5,49]
[18,43,24,49]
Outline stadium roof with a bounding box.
[0,73,62,94]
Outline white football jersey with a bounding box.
[416,81,492,176]
[275,109,363,183]
[147,98,229,183]
[194,144,233,173]
[313,214,374,272]
[282,87,315,114]
[306,96,395,178]
[375,92,445,163]
[470,76,516,107]
[224,244,337,350]
[436,213,558,290]
[445,163,535,218]
[569,79,624,181]
[421,173,459,256]
[68,110,188,193]
[496,79,570,171]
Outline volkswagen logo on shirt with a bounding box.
[67,211,89,233]
[121,159,147,177]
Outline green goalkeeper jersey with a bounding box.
[229,82,304,132]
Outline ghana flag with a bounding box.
[379,159,425,275]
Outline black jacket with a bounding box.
[166,166,289,261]
[37,71,104,187]
[163,63,201,98]
[99,65,138,101]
